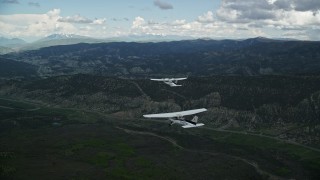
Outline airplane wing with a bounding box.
[173,77,187,81]
[150,78,165,81]
[182,123,204,128]
[143,108,207,118]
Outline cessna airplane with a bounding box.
[150,77,187,87]
[143,108,207,128]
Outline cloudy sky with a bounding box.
[0,0,320,41]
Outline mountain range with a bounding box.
[0,37,27,54]
[1,34,320,180]
[0,34,196,54]
[0,37,26,47]
[18,34,104,51]
[1,37,319,77]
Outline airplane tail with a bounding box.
[169,119,175,126]
[191,116,198,123]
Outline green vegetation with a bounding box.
[1,102,319,179]
[0,152,16,178]
[190,128,320,178]
[3,38,320,77]
[204,129,320,163]
[0,58,38,79]
[1,37,320,179]
[1,73,320,179]
[275,167,291,176]
[2,74,319,148]
[0,98,108,133]
[0,98,37,110]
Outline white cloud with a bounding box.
[267,0,277,4]
[0,9,66,38]
[171,19,186,26]
[47,8,60,18]
[280,10,320,26]
[213,0,320,40]
[130,15,249,38]
[1,1,319,41]
[58,15,106,25]
[197,11,214,23]
[58,15,92,24]
[216,0,320,26]
[92,18,106,25]
[275,0,320,12]
[132,16,146,28]
[0,9,111,40]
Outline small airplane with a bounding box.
[143,108,207,128]
[150,77,187,87]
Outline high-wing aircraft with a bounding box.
[150,77,187,87]
[143,108,207,128]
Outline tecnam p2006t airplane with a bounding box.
[150,77,187,87]
[143,108,207,128]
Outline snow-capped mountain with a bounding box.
[18,34,103,51]
[37,33,90,41]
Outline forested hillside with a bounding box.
[1,74,320,148]
[2,38,320,77]
[0,58,38,79]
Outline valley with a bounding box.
[2,0,320,179]
[1,38,320,179]
[1,72,320,179]
[1,97,320,179]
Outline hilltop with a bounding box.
[2,37,320,77]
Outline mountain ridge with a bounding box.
[0,37,27,48]
[2,38,319,77]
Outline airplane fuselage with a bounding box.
[164,81,181,87]
[150,78,186,87]
[169,118,189,126]
[143,108,206,128]
[169,118,204,128]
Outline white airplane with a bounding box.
[150,77,187,87]
[143,108,207,128]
